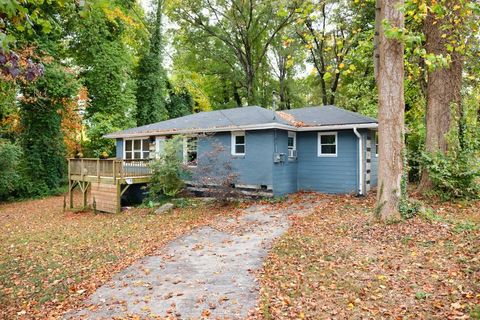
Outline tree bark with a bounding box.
[375,0,405,221]
[417,5,463,192]
[233,84,242,107]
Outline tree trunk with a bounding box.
[417,6,463,192]
[246,67,256,105]
[375,0,405,222]
[233,84,242,107]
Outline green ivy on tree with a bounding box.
[73,2,140,156]
[20,62,79,196]
[136,0,168,126]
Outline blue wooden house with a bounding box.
[103,105,378,197]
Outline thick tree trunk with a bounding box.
[417,7,463,192]
[375,0,405,221]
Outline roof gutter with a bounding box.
[353,127,364,196]
[296,123,378,132]
[104,122,378,139]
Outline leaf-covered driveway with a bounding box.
[0,194,238,319]
[65,195,319,319]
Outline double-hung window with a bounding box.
[184,137,198,166]
[124,138,150,159]
[318,132,337,157]
[231,131,245,156]
[288,132,297,159]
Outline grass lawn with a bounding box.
[254,193,480,319]
[0,193,238,319]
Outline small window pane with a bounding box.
[235,135,245,144]
[235,145,245,154]
[321,145,336,154]
[143,151,149,159]
[321,135,336,144]
[125,151,132,159]
[134,152,142,159]
[126,140,132,151]
[288,137,294,148]
[188,152,197,162]
[142,139,149,151]
[185,137,198,166]
[134,140,141,150]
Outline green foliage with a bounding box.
[167,0,300,105]
[0,80,18,140]
[399,198,422,220]
[73,2,139,157]
[470,305,480,320]
[0,139,22,200]
[19,62,79,196]
[453,221,479,234]
[296,0,375,106]
[147,136,185,199]
[419,95,480,201]
[420,150,480,200]
[415,291,431,301]
[166,80,193,118]
[136,0,168,125]
[81,113,121,157]
[0,0,76,50]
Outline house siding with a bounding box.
[272,130,298,196]
[195,130,274,187]
[114,128,377,196]
[116,139,123,159]
[297,130,359,194]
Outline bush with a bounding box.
[147,136,185,200]
[419,95,480,201]
[421,150,480,200]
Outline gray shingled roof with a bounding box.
[281,105,377,126]
[104,105,377,138]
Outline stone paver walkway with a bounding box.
[66,196,317,319]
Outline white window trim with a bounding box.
[183,136,198,167]
[317,132,338,157]
[231,131,246,156]
[288,131,297,159]
[123,137,150,160]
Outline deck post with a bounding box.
[119,161,124,179]
[80,158,84,180]
[97,159,100,182]
[68,159,73,209]
[116,182,121,214]
[82,182,89,208]
[113,161,116,185]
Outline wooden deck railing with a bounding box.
[68,158,152,181]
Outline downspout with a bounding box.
[353,128,364,196]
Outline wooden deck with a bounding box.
[68,159,152,213]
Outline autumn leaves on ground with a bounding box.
[0,195,240,319]
[253,193,480,319]
[1,193,479,319]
